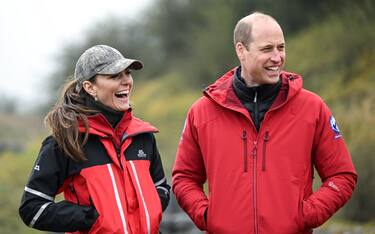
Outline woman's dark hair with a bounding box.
[44,78,97,161]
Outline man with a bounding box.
[172,12,357,234]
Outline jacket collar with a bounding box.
[84,93,124,129]
[233,67,281,103]
[79,111,158,143]
[203,67,303,113]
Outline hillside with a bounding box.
[0,113,46,153]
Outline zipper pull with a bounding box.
[116,147,121,158]
[253,141,258,157]
[110,137,121,158]
[262,131,270,171]
[264,131,269,142]
[242,130,247,139]
[242,130,248,173]
[254,91,258,103]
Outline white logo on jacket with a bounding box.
[137,149,147,158]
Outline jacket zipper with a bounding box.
[262,131,270,171]
[253,140,258,234]
[242,130,248,172]
[110,138,123,170]
[254,91,259,131]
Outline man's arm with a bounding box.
[172,109,209,230]
[303,102,357,228]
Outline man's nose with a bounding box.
[270,50,282,63]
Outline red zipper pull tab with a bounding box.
[253,141,258,157]
[262,131,270,171]
[242,130,248,172]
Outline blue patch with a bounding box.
[329,115,342,139]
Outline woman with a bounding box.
[19,45,170,234]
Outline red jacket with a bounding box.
[172,68,357,234]
[20,112,170,234]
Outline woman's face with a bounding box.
[84,69,133,111]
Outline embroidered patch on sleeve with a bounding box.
[329,115,342,139]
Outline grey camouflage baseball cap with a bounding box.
[74,45,143,87]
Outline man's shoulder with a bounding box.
[186,96,224,126]
[190,95,218,113]
[297,88,325,104]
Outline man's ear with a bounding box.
[82,80,96,97]
[235,42,246,61]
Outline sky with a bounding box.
[0,0,152,110]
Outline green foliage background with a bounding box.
[1,0,375,232]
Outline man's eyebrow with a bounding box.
[257,42,285,48]
[257,44,273,49]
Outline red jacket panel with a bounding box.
[172,68,357,234]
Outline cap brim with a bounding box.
[98,58,143,75]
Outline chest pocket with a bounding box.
[124,133,154,161]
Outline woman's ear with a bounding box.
[82,80,97,98]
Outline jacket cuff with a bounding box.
[80,206,99,231]
[302,200,318,229]
[204,208,208,225]
[195,205,208,231]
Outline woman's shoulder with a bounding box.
[40,135,58,150]
[39,135,68,161]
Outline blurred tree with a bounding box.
[0,95,17,114]
[45,0,362,99]
[286,0,375,222]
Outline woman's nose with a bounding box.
[119,71,131,81]
[118,75,132,87]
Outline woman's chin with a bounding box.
[115,104,130,112]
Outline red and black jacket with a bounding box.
[19,112,170,234]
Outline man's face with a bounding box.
[237,19,285,86]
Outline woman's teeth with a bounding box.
[115,90,129,98]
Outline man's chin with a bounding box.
[266,76,280,84]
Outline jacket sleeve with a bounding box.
[19,136,98,232]
[149,133,170,212]
[172,107,208,231]
[303,102,357,228]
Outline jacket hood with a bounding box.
[204,67,303,112]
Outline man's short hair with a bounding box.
[233,12,277,50]
[233,19,252,50]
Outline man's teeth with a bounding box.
[267,67,278,71]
